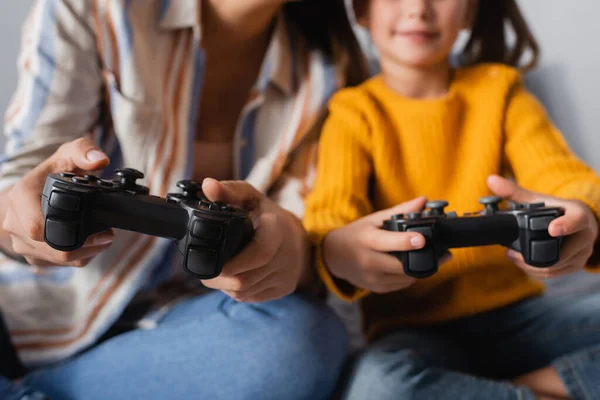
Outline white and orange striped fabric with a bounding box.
[0,0,350,367]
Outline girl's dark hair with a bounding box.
[282,0,369,87]
[461,0,539,71]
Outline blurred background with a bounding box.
[0,0,598,293]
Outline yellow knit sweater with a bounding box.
[303,63,600,341]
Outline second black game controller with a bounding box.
[382,196,565,278]
[41,168,254,279]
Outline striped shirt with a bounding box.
[0,0,350,367]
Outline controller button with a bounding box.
[192,220,223,240]
[199,200,211,208]
[72,177,89,184]
[99,180,114,187]
[530,239,559,265]
[186,247,219,277]
[510,202,524,210]
[45,218,78,248]
[529,216,555,232]
[407,212,422,220]
[221,205,234,212]
[59,172,75,178]
[406,226,435,273]
[49,192,80,212]
[525,202,545,210]
[83,175,99,182]
[208,203,221,211]
[391,214,405,220]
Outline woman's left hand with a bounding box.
[199,178,312,302]
[487,175,599,280]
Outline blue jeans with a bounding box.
[0,291,349,400]
[340,289,600,400]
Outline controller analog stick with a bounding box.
[115,168,144,187]
[479,196,502,214]
[176,180,202,200]
[426,200,448,216]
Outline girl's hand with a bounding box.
[200,178,312,303]
[487,175,599,279]
[1,137,115,267]
[322,197,452,294]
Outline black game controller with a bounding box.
[41,168,254,279]
[382,196,565,278]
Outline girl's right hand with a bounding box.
[1,137,115,267]
[322,196,452,294]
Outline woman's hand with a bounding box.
[488,174,600,279]
[1,137,115,267]
[322,197,452,294]
[200,178,312,303]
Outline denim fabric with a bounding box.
[1,291,349,400]
[339,289,600,400]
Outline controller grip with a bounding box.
[42,189,110,251]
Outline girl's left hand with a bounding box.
[487,175,599,280]
[198,178,311,303]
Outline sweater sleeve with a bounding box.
[504,78,600,270]
[303,90,375,301]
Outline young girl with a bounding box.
[304,0,600,398]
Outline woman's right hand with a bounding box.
[1,137,115,267]
[322,196,452,294]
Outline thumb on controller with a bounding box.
[202,178,263,212]
[30,137,109,183]
[486,174,539,204]
[368,196,428,224]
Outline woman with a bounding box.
[0,0,368,399]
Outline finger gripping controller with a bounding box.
[382,196,565,278]
[41,168,254,279]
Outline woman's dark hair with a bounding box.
[461,0,539,71]
[283,0,369,87]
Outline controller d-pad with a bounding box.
[407,212,422,220]
[49,192,80,212]
[99,180,114,187]
[192,220,223,240]
[72,177,89,184]
[83,175,100,182]
[186,247,219,277]
[525,202,545,210]
[510,202,524,211]
[530,239,558,264]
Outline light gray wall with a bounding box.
[0,2,31,128]
[518,0,600,172]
